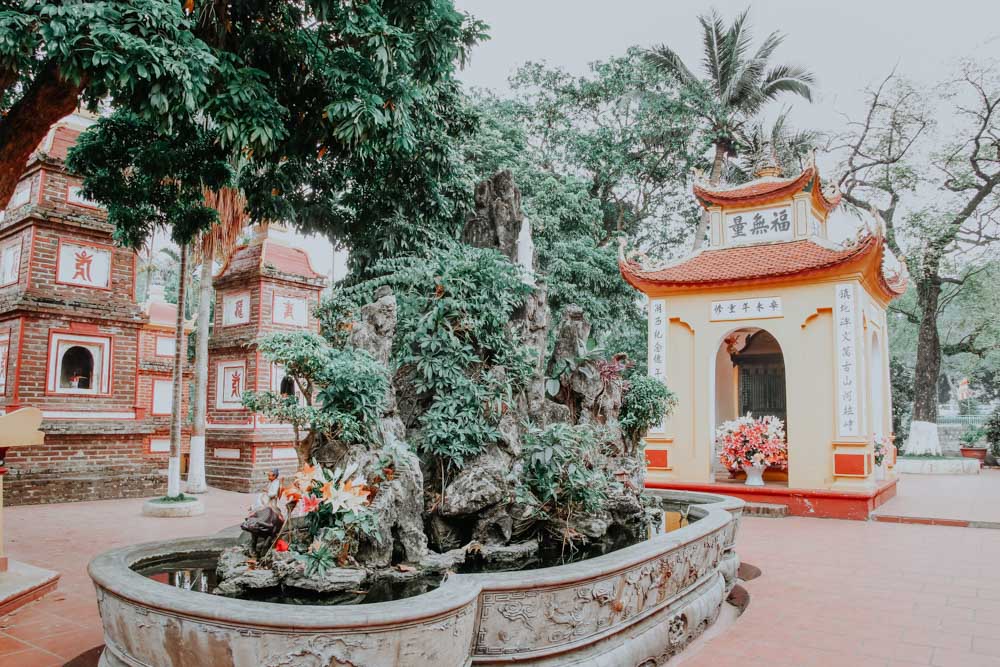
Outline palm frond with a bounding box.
[698,9,726,96]
[644,45,699,88]
[751,31,784,66]
[719,8,754,93]
[761,65,815,102]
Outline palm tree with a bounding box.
[723,110,821,184]
[646,8,815,249]
[186,186,249,494]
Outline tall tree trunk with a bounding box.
[691,143,727,251]
[186,258,212,493]
[167,243,189,498]
[911,269,942,423]
[0,63,85,210]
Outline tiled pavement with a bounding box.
[680,517,1000,667]
[872,469,1000,526]
[4,483,1000,666]
[0,488,252,666]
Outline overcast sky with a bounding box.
[303,1,1000,275]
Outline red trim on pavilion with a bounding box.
[620,231,908,299]
[693,166,842,215]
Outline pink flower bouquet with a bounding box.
[716,414,787,471]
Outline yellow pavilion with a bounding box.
[620,159,909,518]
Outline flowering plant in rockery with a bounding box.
[273,460,378,570]
[716,414,787,470]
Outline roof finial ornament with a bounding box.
[806,148,817,170]
[692,167,706,185]
[753,143,782,179]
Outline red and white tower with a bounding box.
[205,225,325,492]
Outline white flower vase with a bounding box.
[743,463,765,487]
[875,464,886,482]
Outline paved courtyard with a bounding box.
[872,470,1000,527]
[3,480,1000,666]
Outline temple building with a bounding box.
[204,225,326,493]
[0,116,191,504]
[621,158,909,518]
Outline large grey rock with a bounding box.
[284,567,366,594]
[472,540,539,567]
[213,567,279,597]
[419,548,468,573]
[439,463,506,517]
[550,305,590,371]
[355,443,428,567]
[471,503,514,545]
[462,170,524,263]
[216,545,252,580]
[348,286,397,366]
[570,514,610,541]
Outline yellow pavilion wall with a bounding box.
[644,273,894,492]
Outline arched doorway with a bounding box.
[712,327,788,485]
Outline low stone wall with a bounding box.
[89,492,743,667]
[896,458,980,475]
[937,423,966,456]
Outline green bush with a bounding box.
[320,242,534,471]
[620,376,678,452]
[985,407,1000,458]
[959,425,986,447]
[242,332,388,450]
[519,423,609,522]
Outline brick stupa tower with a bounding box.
[205,225,325,491]
[0,115,190,504]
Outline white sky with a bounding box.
[271,2,1000,272]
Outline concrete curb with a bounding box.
[141,497,206,518]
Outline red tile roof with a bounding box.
[146,301,178,327]
[693,166,842,214]
[216,239,324,282]
[620,237,880,288]
[262,241,323,279]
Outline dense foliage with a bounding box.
[242,332,388,460]
[517,423,610,537]
[39,1,485,252]
[985,407,1000,458]
[620,376,679,452]
[321,242,534,471]
[66,113,232,246]
[461,50,707,366]
[889,356,915,442]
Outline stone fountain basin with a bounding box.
[89,491,743,667]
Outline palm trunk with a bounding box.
[167,243,189,498]
[691,143,727,251]
[186,257,212,493]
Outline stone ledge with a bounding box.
[743,502,789,518]
[0,560,60,616]
[896,458,980,475]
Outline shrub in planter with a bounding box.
[959,424,988,461]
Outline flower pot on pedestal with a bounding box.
[742,464,765,487]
